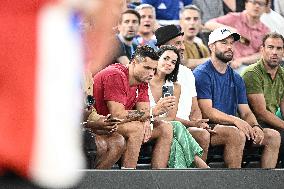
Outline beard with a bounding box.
[215,50,233,63]
[124,35,135,41]
[133,73,148,83]
[267,60,280,69]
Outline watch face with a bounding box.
[86,95,95,107]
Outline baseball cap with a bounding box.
[208,27,240,46]
[155,25,184,47]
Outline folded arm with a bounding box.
[248,93,284,130]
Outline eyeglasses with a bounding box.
[248,0,267,7]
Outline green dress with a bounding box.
[276,107,283,120]
[168,121,203,168]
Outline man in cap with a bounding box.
[155,24,211,161]
[205,0,270,73]
[193,27,280,168]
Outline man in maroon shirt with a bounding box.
[93,45,173,168]
[205,0,270,73]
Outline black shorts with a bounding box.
[82,128,97,168]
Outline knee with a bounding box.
[227,127,246,146]
[110,133,126,153]
[157,121,173,139]
[264,129,281,147]
[189,128,210,148]
[124,121,144,140]
[198,129,210,146]
[96,136,108,155]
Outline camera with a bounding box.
[162,85,173,98]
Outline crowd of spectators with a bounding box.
[82,0,284,170]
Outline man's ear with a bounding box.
[208,44,214,52]
[117,24,122,33]
[132,58,137,66]
[260,45,264,54]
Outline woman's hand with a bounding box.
[152,96,176,116]
[192,118,217,134]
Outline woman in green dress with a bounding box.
[149,45,208,168]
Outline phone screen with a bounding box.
[162,85,173,98]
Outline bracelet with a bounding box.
[252,124,263,131]
[150,122,154,131]
[150,108,155,123]
[149,108,155,131]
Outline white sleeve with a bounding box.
[187,69,197,97]
[177,65,197,120]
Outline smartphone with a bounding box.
[162,85,174,98]
[105,114,122,122]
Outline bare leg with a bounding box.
[150,121,173,168]
[194,155,209,168]
[259,128,281,168]
[93,135,107,168]
[188,127,210,161]
[211,126,246,168]
[117,121,144,168]
[95,133,126,169]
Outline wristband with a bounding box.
[150,122,154,131]
[149,108,155,131]
[150,108,155,123]
[252,124,263,131]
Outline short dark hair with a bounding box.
[157,45,180,82]
[119,9,141,24]
[131,45,159,63]
[262,32,284,47]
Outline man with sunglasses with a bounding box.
[205,0,270,73]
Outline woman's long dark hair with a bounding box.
[157,45,180,82]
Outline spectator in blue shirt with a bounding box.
[193,27,281,168]
[141,0,192,21]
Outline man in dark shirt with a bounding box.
[115,9,140,63]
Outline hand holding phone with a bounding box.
[154,96,176,116]
[105,114,123,123]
